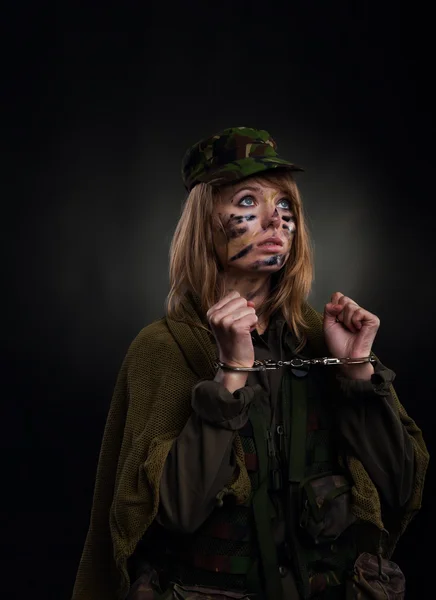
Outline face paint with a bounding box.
[228,227,248,239]
[220,213,258,238]
[250,254,284,269]
[229,244,254,262]
[213,181,297,273]
[282,219,296,234]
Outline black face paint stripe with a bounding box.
[230,244,254,261]
[264,255,282,265]
[221,214,257,230]
[250,254,284,269]
[282,215,293,222]
[228,214,257,223]
[228,226,248,239]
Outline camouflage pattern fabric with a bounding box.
[345,552,405,599]
[299,473,357,545]
[181,126,304,191]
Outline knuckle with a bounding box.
[221,315,233,328]
[209,314,219,327]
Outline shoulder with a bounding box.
[126,317,178,362]
[121,317,199,397]
[117,318,188,393]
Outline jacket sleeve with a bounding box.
[157,381,265,533]
[334,359,415,510]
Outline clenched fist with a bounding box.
[207,291,257,369]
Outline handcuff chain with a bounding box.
[214,355,376,372]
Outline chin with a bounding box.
[250,254,286,269]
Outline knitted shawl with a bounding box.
[71,297,429,600]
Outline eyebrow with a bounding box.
[232,185,262,198]
[231,185,290,202]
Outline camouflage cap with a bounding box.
[181,126,304,192]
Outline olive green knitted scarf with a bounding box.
[72,296,429,600]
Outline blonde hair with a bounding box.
[166,170,314,352]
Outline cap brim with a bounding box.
[193,156,304,190]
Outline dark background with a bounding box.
[4,2,435,599]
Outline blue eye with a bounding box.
[238,195,255,206]
[278,198,292,210]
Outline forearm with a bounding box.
[158,411,236,533]
[157,380,265,533]
[335,360,415,509]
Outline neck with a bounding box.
[219,272,272,329]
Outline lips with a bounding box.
[257,237,283,247]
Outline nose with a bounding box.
[260,206,281,230]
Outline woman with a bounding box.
[72,127,429,600]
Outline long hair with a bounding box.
[165,170,314,352]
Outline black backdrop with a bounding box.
[4,2,435,599]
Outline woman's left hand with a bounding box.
[323,292,380,373]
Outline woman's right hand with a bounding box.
[206,291,257,368]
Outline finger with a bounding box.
[323,302,343,328]
[231,312,259,332]
[351,307,380,330]
[221,307,257,330]
[208,301,251,327]
[330,291,344,305]
[207,291,240,318]
[334,296,359,324]
[326,302,357,332]
[351,308,366,331]
[216,297,253,321]
[337,294,359,307]
[341,303,361,333]
[207,295,246,322]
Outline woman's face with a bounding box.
[212,177,296,274]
